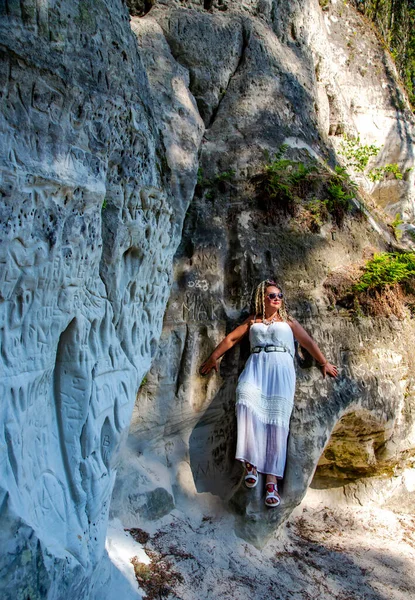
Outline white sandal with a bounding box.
[244,463,258,488]
[265,482,281,507]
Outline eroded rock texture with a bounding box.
[112,0,415,549]
[0,0,201,597]
[1,0,415,596]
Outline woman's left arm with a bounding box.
[288,319,338,378]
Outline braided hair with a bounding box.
[252,279,289,322]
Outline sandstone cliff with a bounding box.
[0,0,414,598]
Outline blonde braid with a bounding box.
[261,281,266,321]
[279,302,288,322]
[272,280,290,322]
[254,286,261,319]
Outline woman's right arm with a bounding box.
[199,315,254,375]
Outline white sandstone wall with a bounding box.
[0,1,201,598]
[0,0,414,596]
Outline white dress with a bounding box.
[235,321,296,478]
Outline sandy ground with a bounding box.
[107,498,415,600]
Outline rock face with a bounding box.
[116,0,415,548]
[0,0,201,597]
[0,0,414,597]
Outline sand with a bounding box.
[106,491,415,600]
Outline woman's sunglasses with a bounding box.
[267,292,283,300]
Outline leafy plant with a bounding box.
[331,164,359,192]
[102,198,108,210]
[195,167,235,198]
[324,165,358,226]
[384,163,404,179]
[333,164,349,179]
[264,144,289,163]
[349,0,415,108]
[368,163,403,182]
[339,135,380,172]
[304,197,328,231]
[325,251,415,319]
[326,182,355,227]
[353,252,415,293]
[261,149,319,214]
[255,146,359,228]
[213,169,236,183]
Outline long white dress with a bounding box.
[235,321,296,478]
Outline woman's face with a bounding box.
[265,285,283,311]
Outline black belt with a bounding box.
[251,345,288,354]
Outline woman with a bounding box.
[200,279,338,507]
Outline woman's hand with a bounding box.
[199,356,219,375]
[320,362,338,378]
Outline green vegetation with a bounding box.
[391,212,404,240]
[353,252,415,292]
[339,135,380,172]
[325,165,359,226]
[198,168,236,186]
[213,169,236,182]
[368,163,403,182]
[339,135,407,186]
[256,147,358,229]
[304,197,328,230]
[325,251,415,318]
[326,181,355,217]
[102,198,108,210]
[350,0,415,107]
[263,154,318,207]
[196,167,236,200]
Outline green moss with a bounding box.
[391,213,404,240]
